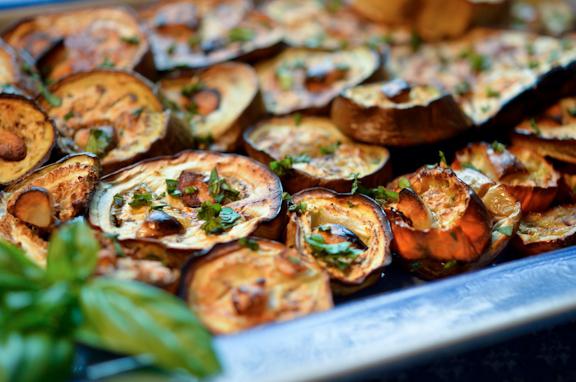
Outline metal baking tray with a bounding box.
[2,1,576,381]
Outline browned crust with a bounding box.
[0,94,56,186]
[511,129,576,165]
[331,90,472,147]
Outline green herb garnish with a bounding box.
[181,82,204,97]
[288,201,307,215]
[63,110,74,121]
[529,119,541,135]
[269,155,310,177]
[85,128,113,157]
[121,35,140,45]
[319,141,341,155]
[442,260,458,270]
[439,150,447,166]
[197,201,241,234]
[485,87,500,98]
[293,113,303,126]
[496,225,513,236]
[305,234,363,270]
[208,168,240,204]
[128,192,154,208]
[165,179,181,197]
[491,141,506,153]
[239,237,259,251]
[100,57,115,68]
[398,177,412,190]
[228,27,255,43]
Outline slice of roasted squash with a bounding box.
[256,47,380,115]
[0,94,55,185]
[159,62,261,152]
[0,154,100,265]
[38,70,193,173]
[36,8,150,82]
[512,97,576,165]
[89,150,282,252]
[140,0,282,71]
[383,166,492,279]
[452,142,560,212]
[513,204,576,256]
[244,116,391,193]
[331,79,472,147]
[285,188,392,286]
[182,237,332,334]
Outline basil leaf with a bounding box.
[0,240,45,291]
[46,219,99,283]
[78,278,220,377]
[0,332,73,382]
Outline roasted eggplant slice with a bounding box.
[3,7,150,81]
[0,154,100,264]
[256,47,380,115]
[182,238,332,334]
[285,188,392,286]
[38,70,192,173]
[262,0,408,50]
[512,97,576,165]
[0,38,42,96]
[244,116,391,193]
[388,29,576,128]
[159,62,261,151]
[452,142,560,212]
[331,79,471,147]
[454,167,522,265]
[513,204,576,256]
[0,94,55,185]
[383,166,493,279]
[350,0,416,25]
[140,0,282,71]
[89,150,282,252]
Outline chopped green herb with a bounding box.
[442,260,458,270]
[449,231,457,240]
[104,232,126,257]
[567,107,576,117]
[129,192,154,208]
[181,82,204,97]
[288,201,307,215]
[100,57,115,68]
[167,43,177,56]
[282,192,292,202]
[184,186,197,195]
[85,128,113,157]
[324,0,343,13]
[151,204,168,210]
[529,119,541,135]
[38,84,61,107]
[410,31,422,52]
[187,35,201,48]
[491,141,506,153]
[63,110,74,121]
[269,155,309,177]
[131,107,144,118]
[319,141,341,155]
[528,60,539,70]
[398,177,412,190]
[228,27,255,43]
[293,113,303,126]
[165,179,181,197]
[208,168,240,204]
[496,225,513,236]
[305,234,363,270]
[485,87,500,98]
[460,48,490,72]
[121,35,140,45]
[193,134,213,149]
[461,162,482,173]
[198,201,241,234]
[350,174,398,204]
[454,81,471,96]
[276,66,294,91]
[439,150,447,166]
[367,34,393,50]
[113,194,125,208]
[20,62,34,75]
[239,237,259,251]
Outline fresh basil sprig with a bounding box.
[0,219,221,382]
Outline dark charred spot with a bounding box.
[305,62,349,93]
[138,210,184,238]
[177,171,212,207]
[313,223,368,250]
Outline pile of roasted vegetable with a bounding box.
[1,0,576,378]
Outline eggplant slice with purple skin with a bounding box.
[331,79,472,147]
[181,237,333,334]
[159,62,262,152]
[452,142,560,212]
[3,7,151,81]
[0,94,55,186]
[285,188,392,289]
[512,97,576,165]
[256,46,381,115]
[0,153,101,265]
[37,70,194,174]
[89,150,282,253]
[244,115,391,194]
[0,38,42,97]
[140,0,283,72]
[513,204,576,256]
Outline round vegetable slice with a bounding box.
[181,237,333,334]
[244,116,391,193]
[0,94,55,185]
[140,0,282,71]
[159,62,261,152]
[256,47,380,115]
[285,188,392,286]
[331,79,471,147]
[452,142,560,212]
[384,166,492,279]
[89,150,282,252]
[38,70,193,173]
[0,154,101,265]
[513,204,576,256]
[0,38,42,96]
[512,97,576,165]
